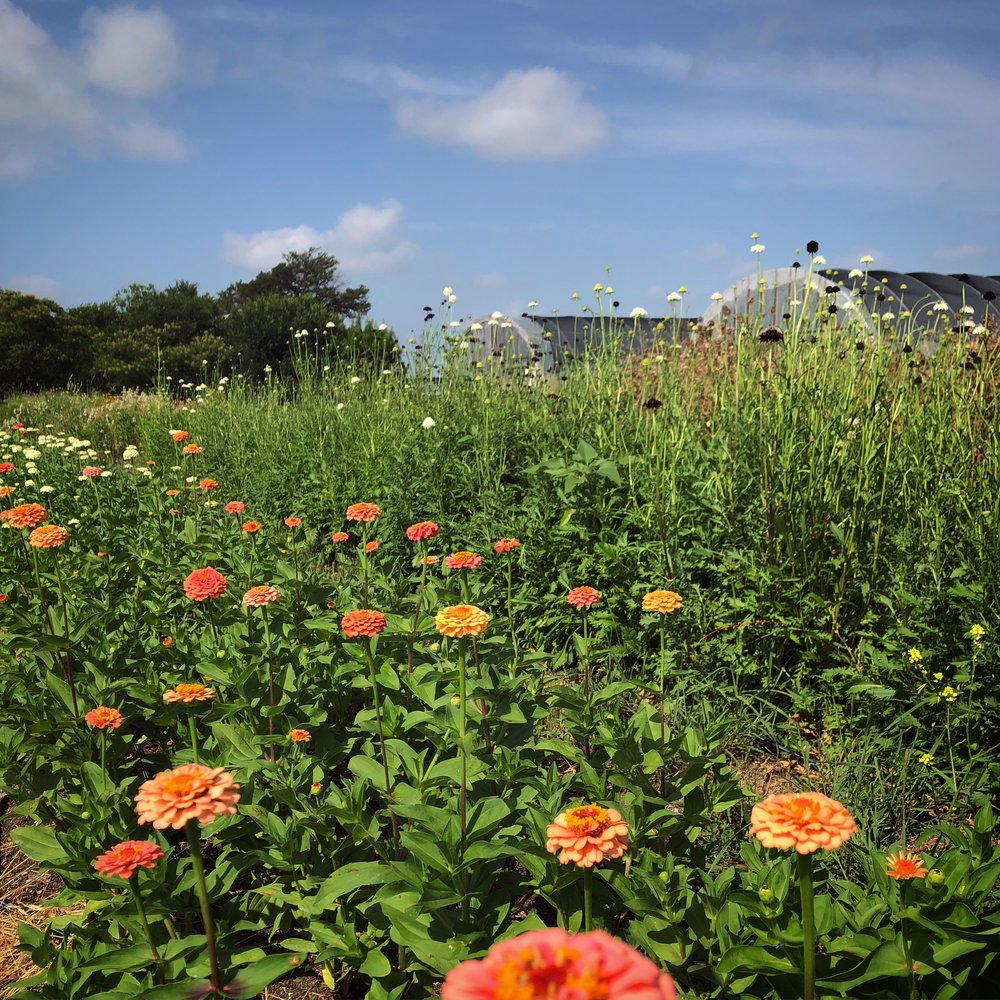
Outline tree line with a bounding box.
[0,249,398,394]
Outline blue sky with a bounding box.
[3,0,999,339]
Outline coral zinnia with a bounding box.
[341,609,386,637]
[0,503,47,529]
[224,501,245,514]
[170,430,189,442]
[93,840,164,880]
[330,531,349,543]
[424,554,440,565]
[346,502,380,522]
[0,462,14,474]
[886,850,928,880]
[198,478,219,491]
[288,728,311,743]
[284,516,302,528]
[444,550,482,570]
[567,586,600,609]
[242,520,262,534]
[135,763,240,830]
[642,590,683,614]
[493,537,521,553]
[81,466,103,477]
[85,706,123,729]
[545,804,629,868]
[163,682,215,704]
[183,567,228,601]
[243,585,281,607]
[406,520,440,542]
[435,604,490,638]
[441,927,676,1000]
[28,525,68,548]
[750,792,857,854]
[365,540,379,553]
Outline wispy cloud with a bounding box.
[222,200,418,275]
[394,67,610,161]
[934,244,988,262]
[6,274,60,299]
[81,6,179,97]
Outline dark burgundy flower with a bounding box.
[759,327,784,343]
[806,240,820,254]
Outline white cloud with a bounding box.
[394,67,610,161]
[7,274,60,299]
[81,6,179,97]
[222,200,418,275]
[0,1,188,182]
[111,120,189,160]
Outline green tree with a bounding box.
[0,291,93,394]
[221,248,370,317]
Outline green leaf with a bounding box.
[139,979,215,999]
[717,944,797,977]
[10,825,70,866]
[222,954,304,999]
[314,862,394,908]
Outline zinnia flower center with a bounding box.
[495,944,609,1000]
[563,805,609,836]
[161,772,203,797]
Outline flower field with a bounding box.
[0,316,998,998]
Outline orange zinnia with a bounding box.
[163,682,215,704]
[0,486,14,497]
[243,585,281,607]
[288,728,311,743]
[642,590,683,614]
[182,444,203,455]
[170,430,189,442]
[365,540,379,554]
[0,503,47,529]
[750,791,858,854]
[494,537,521,553]
[284,516,302,528]
[346,502,380,522]
[94,840,164,879]
[135,763,240,830]
[435,604,490,638]
[242,520,262,534]
[183,567,228,601]
[28,525,68,549]
[85,706,123,729]
[545,804,629,868]
[198,478,219,491]
[165,489,180,497]
[330,531,349,543]
[567,586,600,609]
[341,609,387,637]
[444,550,482,570]
[406,520,440,542]
[886,851,928,880]
[441,928,676,1000]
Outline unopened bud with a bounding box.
[758,886,774,902]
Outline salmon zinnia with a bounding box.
[567,586,600,609]
[94,840,164,880]
[886,850,928,880]
[346,502,380,522]
[183,567,228,601]
[85,706,123,729]
[441,927,676,1000]
[163,683,215,704]
[330,531,349,543]
[435,604,489,638]
[243,585,281,607]
[28,525,68,549]
[0,503,47,529]
[642,590,683,614]
[493,537,521,553]
[444,550,482,570]
[750,791,858,854]
[406,520,440,542]
[546,804,629,868]
[135,763,240,830]
[341,609,387,637]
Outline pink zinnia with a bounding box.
[81,466,103,478]
[567,586,600,609]
[441,928,676,999]
[183,567,228,601]
[406,520,440,542]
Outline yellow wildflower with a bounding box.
[919,753,935,765]
[940,686,959,703]
[969,624,986,644]
[908,648,922,664]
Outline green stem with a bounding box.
[262,611,275,763]
[364,646,399,857]
[128,876,162,974]
[658,621,667,795]
[900,882,917,1000]
[582,611,591,759]
[457,636,469,921]
[506,559,518,669]
[583,866,593,932]
[184,821,223,995]
[797,852,816,1000]
[187,713,200,765]
[53,557,78,718]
